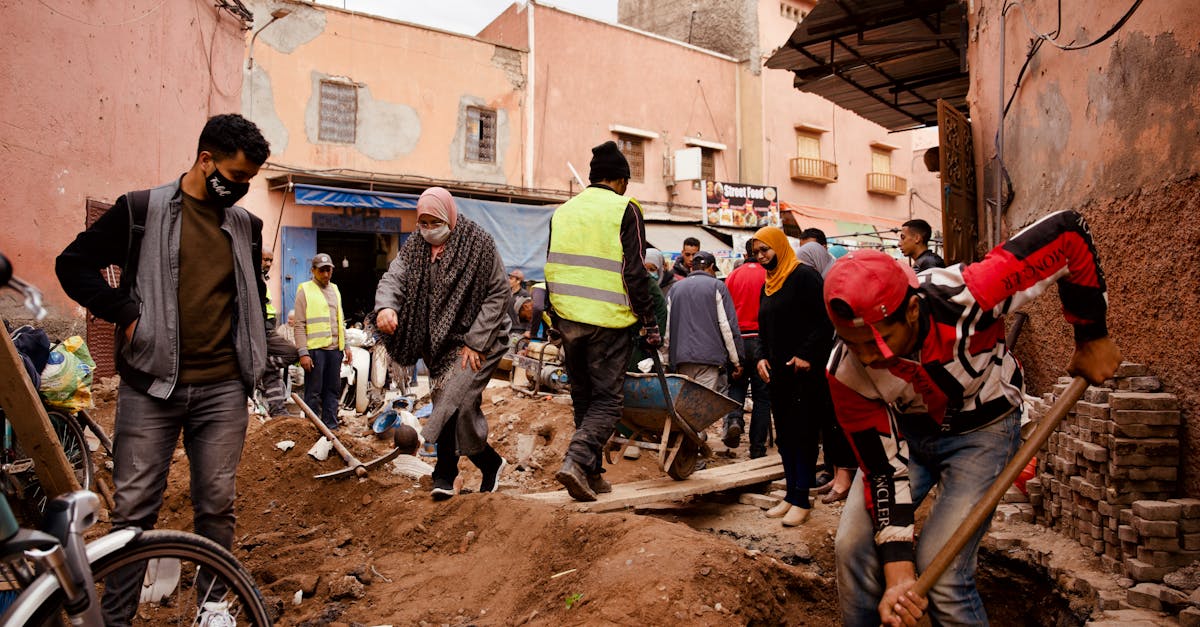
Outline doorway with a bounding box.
[315,231,399,325]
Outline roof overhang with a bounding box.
[262,167,568,205]
[765,0,968,131]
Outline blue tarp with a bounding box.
[293,184,554,280]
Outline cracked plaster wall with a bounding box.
[302,72,420,162]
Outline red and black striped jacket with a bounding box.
[826,210,1107,564]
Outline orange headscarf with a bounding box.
[753,226,799,296]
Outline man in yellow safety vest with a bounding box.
[546,140,659,501]
[293,253,350,429]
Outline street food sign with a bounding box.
[702,181,780,228]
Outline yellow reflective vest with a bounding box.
[298,280,345,350]
[545,186,640,328]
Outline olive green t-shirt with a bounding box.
[177,192,240,384]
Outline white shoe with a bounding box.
[765,500,792,519]
[781,506,811,527]
[198,601,236,627]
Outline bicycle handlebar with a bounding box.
[0,252,48,321]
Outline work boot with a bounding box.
[721,423,743,449]
[749,446,767,459]
[587,472,612,494]
[556,458,597,502]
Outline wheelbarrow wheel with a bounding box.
[667,438,701,480]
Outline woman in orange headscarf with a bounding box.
[750,226,836,526]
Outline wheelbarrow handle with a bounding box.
[648,349,710,453]
[913,376,1088,597]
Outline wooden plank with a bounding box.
[523,456,785,513]
[0,318,80,497]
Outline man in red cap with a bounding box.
[823,210,1121,626]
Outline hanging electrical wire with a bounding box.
[1006,0,1143,51]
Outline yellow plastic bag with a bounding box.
[39,336,95,411]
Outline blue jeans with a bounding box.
[835,410,1021,626]
[724,336,771,454]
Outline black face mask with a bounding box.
[761,256,779,271]
[205,164,250,207]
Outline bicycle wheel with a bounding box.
[26,529,273,626]
[13,411,93,519]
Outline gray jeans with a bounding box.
[103,379,248,624]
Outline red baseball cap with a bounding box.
[823,249,919,359]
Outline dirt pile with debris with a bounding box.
[87,385,838,625]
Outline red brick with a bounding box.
[1172,498,1200,518]
[1115,362,1150,377]
[1116,376,1162,392]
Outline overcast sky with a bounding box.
[313,1,618,35]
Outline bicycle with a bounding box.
[0,253,272,625]
[0,403,93,523]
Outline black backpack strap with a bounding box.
[121,190,151,290]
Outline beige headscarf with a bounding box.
[416,187,458,261]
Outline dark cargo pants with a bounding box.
[557,318,635,473]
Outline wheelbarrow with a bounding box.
[607,362,741,480]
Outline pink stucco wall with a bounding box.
[498,4,741,212]
[755,0,940,245]
[0,1,245,325]
[967,1,1200,495]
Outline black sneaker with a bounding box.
[721,423,743,449]
[749,447,767,459]
[431,477,455,501]
[480,457,508,493]
[555,458,597,502]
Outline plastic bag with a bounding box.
[39,336,95,411]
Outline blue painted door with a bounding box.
[280,226,317,324]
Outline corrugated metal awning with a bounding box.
[765,0,967,131]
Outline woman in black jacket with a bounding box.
[751,226,837,527]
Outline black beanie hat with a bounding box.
[589,141,631,183]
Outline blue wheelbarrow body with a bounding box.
[613,373,741,480]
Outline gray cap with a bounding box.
[692,251,717,269]
[311,253,334,268]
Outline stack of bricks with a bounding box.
[1027,362,1183,577]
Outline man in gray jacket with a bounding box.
[57,113,269,624]
[665,251,744,392]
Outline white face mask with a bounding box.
[419,224,451,246]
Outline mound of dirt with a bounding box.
[86,385,838,625]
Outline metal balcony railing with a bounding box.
[866,172,907,196]
[789,157,838,184]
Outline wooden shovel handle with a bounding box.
[913,376,1088,597]
[291,393,367,477]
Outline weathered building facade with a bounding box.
[966,1,1200,495]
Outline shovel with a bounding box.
[290,393,401,479]
[913,376,1088,597]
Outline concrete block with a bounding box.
[1119,525,1139,543]
[1075,401,1111,419]
[1079,441,1108,463]
[1180,607,1200,627]
[1084,386,1113,404]
[1117,376,1162,392]
[1173,499,1200,519]
[1127,557,1173,581]
[738,492,779,509]
[1134,500,1184,522]
[1113,423,1182,438]
[1134,517,1180,538]
[1143,536,1181,552]
[1183,534,1200,551]
[1097,588,1124,610]
[1116,362,1150,377]
[1127,583,1163,610]
[1109,393,1180,412]
[1182,519,1200,534]
[1111,409,1183,426]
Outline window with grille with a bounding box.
[615,134,645,182]
[318,80,358,144]
[466,107,497,162]
[701,148,716,182]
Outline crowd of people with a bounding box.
[55,115,1122,627]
